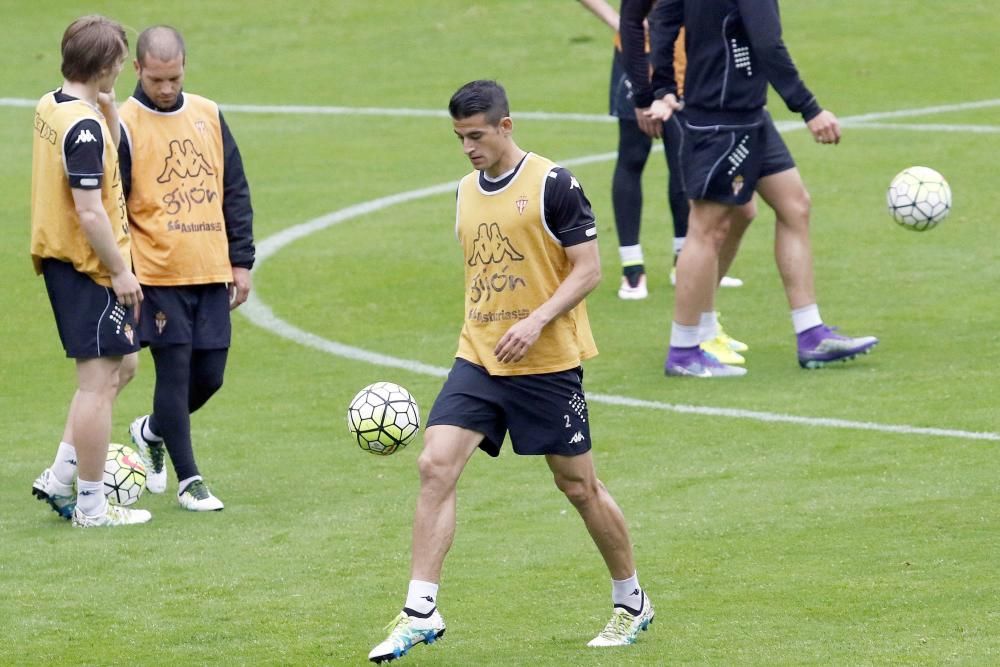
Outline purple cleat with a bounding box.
[797,324,878,369]
[665,346,747,378]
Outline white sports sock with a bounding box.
[51,441,78,485]
[611,572,644,614]
[698,311,719,343]
[618,244,644,268]
[142,417,163,443]
[791,304,823,334]
[670,322,701,348]
[76,478,105,515]
[404,579,439,616]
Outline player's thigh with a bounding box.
[75,355,126,393]
[420,424,486,482]
[756,167,810,224]
[426,359,506,457]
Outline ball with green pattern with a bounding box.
[347,382,420,455]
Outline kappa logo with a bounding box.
[74,128,97,144]
[568,431,586,445]
[467,222,525,266]
[157,139,215,183]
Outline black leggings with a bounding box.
[611,118,689,248]
[147,345,228,482]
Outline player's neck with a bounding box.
[484,146,527,179]
[61,79,99,105]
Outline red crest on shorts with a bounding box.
[155,311,167,335]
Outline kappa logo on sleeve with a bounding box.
[74,128,97,144]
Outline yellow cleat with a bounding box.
[700,336,746,365]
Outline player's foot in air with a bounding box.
[797,324,878,369]
[666,346,747,378]
[618,273,648,300]
[178,479,224,511]
[130,415,167,493]
[368,609,446,663]
[588,592,655,647]
[71,502,152,528]
[31,468,76,520]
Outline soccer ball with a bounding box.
[347,382,420,455]
[104,443,146,506]
[887,166,952,231]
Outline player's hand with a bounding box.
[807,109,840,145]
[635,110,663,138]
[111,269,143,319]
[229,266,252,310]
[96,91,117,109]
[493,318,542,364]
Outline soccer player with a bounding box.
[368,80,654,663]
[578,0,743,303]
[118,26,255,511]
[642,0,878,375]
[30,15,151,527]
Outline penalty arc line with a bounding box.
[239,100,999,442]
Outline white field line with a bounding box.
[8,93,992,439]
[238,99,999,442]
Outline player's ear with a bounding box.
[499,116,513,135]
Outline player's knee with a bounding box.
[554,473,600,508]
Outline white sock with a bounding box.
[670,322,701,348]
[698,311,719,343]
[51,441,78,485]
[612,572,645,614]
[142,417,163,443]
[791,304,823,334]
[404,579,439,616]
[178,475,202,496]
[618,244,644,268]
[77,478,106,515]
[673,237,686,255]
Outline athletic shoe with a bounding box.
[716,313,749,352]
[670,267,743,288]
[130,416,167,493]
[31,468,76,520]
[665,346,747,378]
[588,593,655,647]
[700,337,746,365]
[177,479,224,511]
[71,503,151,528]
[797,324,879,369]
[617,274,648,300]
[368,609,446,663]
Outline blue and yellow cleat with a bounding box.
[588,592,655,647]
[368,609,446,663]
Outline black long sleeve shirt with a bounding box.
[624,0,823,127]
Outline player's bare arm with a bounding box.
[71,187,142,311]
[493,240,601,364]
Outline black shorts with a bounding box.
[681,111,795,205]
[138,284,231,349]
[609,49,636,120]
[426,358,593,458]
[41,259,140,359]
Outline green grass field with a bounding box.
[2,1,999,664]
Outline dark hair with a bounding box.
[136,25,186,65]
[60,15,128,83]
[448,80,510,124]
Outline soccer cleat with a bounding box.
[669,267,743,288]
[177,479,224,511]
[71,503,151,527]
[700,336,746,365]
[797,324,878,369]
[130,416,167,493]
[368,609,446,663]
[588,593,655,647]
[32,468,76,520]
[716,313,748,352]
[665,346,747,378]
[617,274,648,300]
